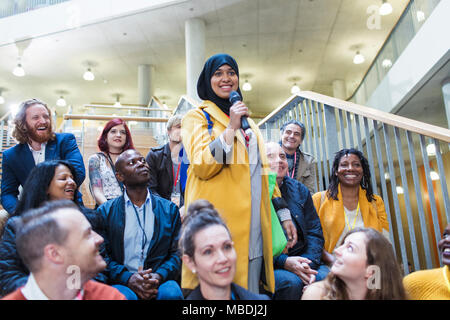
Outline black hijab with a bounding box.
[197,53,243,115]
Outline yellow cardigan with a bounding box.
[181,101,277,292]
[312,185,389,253]
[403,266,450,300]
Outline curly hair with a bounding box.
[322,228,406,300]
[12,99,55,144]
[327,148,374,202]
[97,118,134,154]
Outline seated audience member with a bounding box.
[146,114,184,207]
[0,160,113,297]
[279,120,317,193]
[302,227,406,300]
[97,149,183,300]
[1,98,85,214]
[265,142,329,300]
[88,118,134,207]
[312,148,389,266]
[2,200,125,300]
[403,223,450,300]
[180,199,270,300]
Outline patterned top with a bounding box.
[88,153,123,202]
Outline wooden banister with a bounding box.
[63,114,169,122]
[83,104,173,112]
[258,91,450,143]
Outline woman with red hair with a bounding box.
[88,119,134,206]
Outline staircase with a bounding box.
[258,91,450,275]
[0,122,17,210]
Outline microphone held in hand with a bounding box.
[229,91,250,131]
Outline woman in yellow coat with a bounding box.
[181,53,296,294]
[312,148,390,265]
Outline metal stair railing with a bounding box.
[258,91,450,275]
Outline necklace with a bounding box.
[109,151,122,155]
[344,202,360,231]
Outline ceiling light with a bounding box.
[382,59,393,68]
[384,172,390,180]
[426,144,436,156]
[416,10,425,22]
[113,95,122,108]
[13,63,25,77]
[242,80,252,92]
[396,186,404,194]
[430,171,439,181]
[353,51,365,65]
[56,96,67,107]
[83,68,95,81]
[290,83,301,95]
[242,81,252,92]
[379,0,393,16]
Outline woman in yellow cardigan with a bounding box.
[403,223,450,300]
[181,53,296,295]
[312,148,389,265]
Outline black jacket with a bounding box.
[274,176,324,270]
[186,283,270,300]
[96,190,181,286]
[0,206,108,297]
[146,143,174,201]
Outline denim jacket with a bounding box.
[274,176,324,270]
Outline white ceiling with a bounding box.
[0,0,409,117]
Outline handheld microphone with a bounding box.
[229,91,251,132]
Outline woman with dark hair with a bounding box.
[88,118,134,206]
[180,200,269,300]
[302,227,406,300]
[181,53,296,295]
[312,148,389,265]
[0,160,137,299]
[0,160,102,294]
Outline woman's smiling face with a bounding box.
[210,64,239,99]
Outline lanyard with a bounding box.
[131,202,148,263]
[172,162,181,188]
[344,202,360,231]
[289,152,297,178]
[444,265,450,293]
[240,129,250,148]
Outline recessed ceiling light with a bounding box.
[56,96,67,107]
[379,0,393,16]
[426,144,436,156]
[291,83,301,95]
[243,80,252,92]
[430,171,439,181]
[382,59,392,68]
[83,68,95,81]
[353,51,365,64]
[13,63,25,77]
[416,10,426,22]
